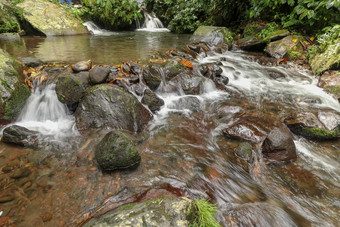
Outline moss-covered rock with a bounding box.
[0,0,20,34]
[265,35,305,60]
[4,83,30,119]
[310,25,340,75]
[75,84,152,132]
[192,26,234,47]
[141,89,164,113]
[16,0,89,36]
[95,131,140,171]
[84,197,194,227]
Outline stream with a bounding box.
[0,29,339,226]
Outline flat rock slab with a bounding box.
[17,0,89,36]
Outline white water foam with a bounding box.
[83,21,117,36]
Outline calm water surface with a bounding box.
[0,32,191,64]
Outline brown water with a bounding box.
[0,35,340,227]
[0,32,191,65]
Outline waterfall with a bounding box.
[137,12,170,32]
[8,84,78,140]
[83,21,116,36]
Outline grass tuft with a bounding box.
[189,198,220,227]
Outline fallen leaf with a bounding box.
[180,60,193,69]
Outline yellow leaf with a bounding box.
[310,37,315,41]
[292,39,297,43]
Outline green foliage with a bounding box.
[249,0,340,31]
[189,199,220,227]
[0,19,19,33]
[81,0,142,29]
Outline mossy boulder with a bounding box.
[84,197,194,227]
[192,26,234,47]
[55,72,90,111]
[75,84,152,132]
[165,60,186,81]
[0,48,30,120]
[16,0,89,36]
[284,112,340,140]
[265,35,305,60]
[95,131,140,171]
[0,1,20,34]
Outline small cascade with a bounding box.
[12,84,77,140]
[83,21,116,36]
[137,12,170,32]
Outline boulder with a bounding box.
[234,142,253,162]
[19,57,43,67]
[310,26,340,75]
[143,65,162,91]
[89,66,110,84]
[0,49,30,120]
[55,72,90,110]
[72,60,92,73]
[265,35,305,60]
[84,197,194,227]
[141,89,164,113]
[318,71,340,100]
[284,112,340,140]
[192,26,234,47]
[95,131,140,171]
[169,73,207,95]
[75,84,152,132]
[17,0,89,36]
[165,60,186,80]
[262,127,297,164]
[2,125,38,147]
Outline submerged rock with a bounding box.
[95,131,140,171]
[192,26,234,47]
[72,60,92,73]
[89,66,110,84]
[55,72,90,111]
[170,96,201,112]
[2,125,38,147]
[141,89,164,113]
[17,0,89,36]
[84,197,194,227]
[75,84,152,132]
[284,112,340,140]
[262,127,297,164]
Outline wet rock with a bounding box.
[55,72,90,110]
[217,105,243,120]
[165,60,186,80]
[2,166,14,173]
[72,60,92,73]
[284,112,340,140]
[234,142,253,162]
[143,65,162,91]
[17,0,89,36]
[129,62,143,75]
[3,83,31,120]
[75,84,152,132]
[10,167,31,179]
[95,131,141,171]
[89,66,110,84]
[318,71,340,100]
[84,197,194,227]
[141,89,164,113]
[192,26,234,47]
[265,35,305,60]
[262,127,297,164]
[310,25,340,74]
[19,57,43,67]
[170,73,207,95]
[170,96,201,112]
[2,125,38,147]
[130,83,145,96]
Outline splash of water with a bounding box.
[83,21,116,36]
[137,12,170,32]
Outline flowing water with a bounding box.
[0,33,339,226]
[137,12,170,32]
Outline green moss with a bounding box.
[188,199,220,227]
[324,84,340,97]
[4,83,31,120]
[119,202,138,211]
[301,127,340,140]
[286,47,303,60]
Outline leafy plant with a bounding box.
[189,198,220,227]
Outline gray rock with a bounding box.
[72,60,92,73]
[265,35,304,60]
[170,73,207,95]
[262,127,297,164]
[75,84,152,132]
[95,131,140,171]
[234,142,253,162]
[84,197,194,227]
[141,89,164,113]
[19,57,43,67]
[2,125,38,147]
[89,66,110,84]
[143,65,162,91]
[192,26,234,47]
[170,96,201,112]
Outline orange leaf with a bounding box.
[180,60,193,69]
[277,58,287,65]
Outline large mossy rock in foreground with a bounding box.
[265,35,305,60]
[95,131,140,171]
[75,84,152,132]
[0,49,31,120]
[17,0,89,36]
[84,197,194,227]
[192,26,234,47]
